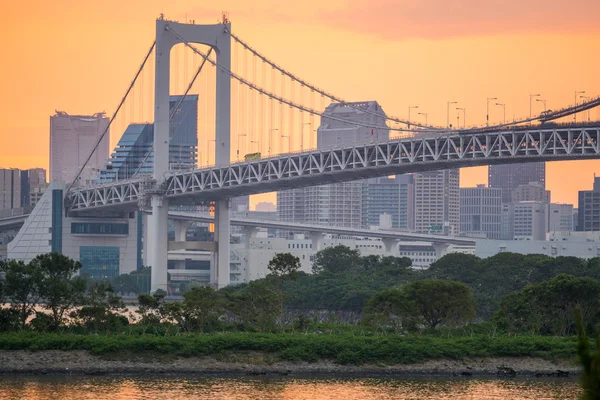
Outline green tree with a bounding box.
[181,286,223,332]
[575,308,600,400]
[0,259,43,329]
[227,279,280,332]
[363,287,406,333]
[71,282,127,333]
[32,253,87,329]
[312,245,361,274]
[494,274,600,336]
[136,292,167,326]
[268,253,301,328]
[401,279,476,329]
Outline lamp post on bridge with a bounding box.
[237,133,246,161]
[529,94,540,122]
[447,101,457,129]
[536,98,547,112]
[408,105,419,130]
[456,108,466,128]
[486,97,497,127]
[575,90,586,123]
[302,122,312,151]
[268,128,278,156]
[495,103,506,124]
[207,139,216,165]
[250,140,260,153]
[281,134,289,153]
[418,112,428,125]
[581,96,591,122]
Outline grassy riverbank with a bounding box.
[0,333,580,366]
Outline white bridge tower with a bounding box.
[149,18,231,292]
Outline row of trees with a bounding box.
[3,246,600,335]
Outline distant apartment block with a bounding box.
[414,169,460,235]
[460,184,502,239]
[278,101,389,229]
[511,182,551,203]
[549,203,574,232]
[0,168,47,211]
[489,162,545,203]
[578,177,600,232]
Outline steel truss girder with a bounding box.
[67,127,600,211]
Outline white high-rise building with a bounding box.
[460,184,502,239]
[549,203,574,232]
[50,111,110,184]
[277,101,388,228]
[414,169,460,235]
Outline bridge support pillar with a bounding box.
[242,226,261,248]
[213,200,230,289]
[172,220,192,242]
[433,243,450,259]
[310,232,326,252]
[382,238,400,256]
[149,196,169,293]
[142,213,149,267]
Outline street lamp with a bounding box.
[207,139,216,166]
[581,96,591,122]
[456,108,466,128]
[268,128,278,156]
[486,97,497,127]
[408,105,419,130]
[447,101,457,128]
[281,134,289,153]
[529,94,541,121]
[250,140,260,152]
[418,112,428,125]
[536,98,547,112]
[495,103,506,124]
[237,133,247,161]
[575,90,586,122]
[302,122,312,151]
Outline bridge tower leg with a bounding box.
[149,19,231,293]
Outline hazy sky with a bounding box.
[2,0,600,207]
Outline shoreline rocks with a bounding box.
[0,350,580,377]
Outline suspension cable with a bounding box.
[66,41,156,193]
[224,26,442,130]
[166,25,423,135]
[132,47,215,178]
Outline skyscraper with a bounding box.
[363,177,401,229]
[414,169,460,235]
[98,95,198,182]
[488,163,545,203]
[398,174,415,231]
[460,184,502,239]
[0,169,22,211]
[0,168,47,210]
[50,111,110,184]
[277,101,388,228]
[577,177,600,232]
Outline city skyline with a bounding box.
[2,1,600,207]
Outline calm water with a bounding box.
[0,376,581,400]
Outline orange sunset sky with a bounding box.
[1,0,600,208]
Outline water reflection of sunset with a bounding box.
[0,376,581,399]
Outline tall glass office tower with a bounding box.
[98,95,198,182]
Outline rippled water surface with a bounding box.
[0,376,581,399]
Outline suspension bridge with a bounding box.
[34,17,600,292]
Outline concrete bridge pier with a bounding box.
[382,238,400,257]
[310,232,327,252]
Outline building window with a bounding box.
[80,246,120,279]
[71,222,129,235]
